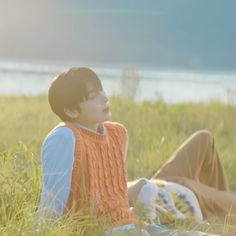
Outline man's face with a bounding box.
[76,80,111,128]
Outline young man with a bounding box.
[37,67,146,234]
[37,67,220,235]
[37,67,133,222]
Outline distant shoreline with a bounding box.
[1,60,236,104]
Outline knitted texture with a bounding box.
[62,121,137,226]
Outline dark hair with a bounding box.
[48,67,102,121]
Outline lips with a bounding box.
[102,107,110,113]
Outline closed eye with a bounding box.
[87,93,97,99]
[87,90,102,100]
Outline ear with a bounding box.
[64,108,80,119]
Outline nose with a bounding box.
[100,91,109,103]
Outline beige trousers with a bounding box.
[151,130,236,226]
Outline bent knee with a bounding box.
[194,129,213,143]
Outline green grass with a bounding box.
[0,95,236,235]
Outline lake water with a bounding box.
[1,60,236,104]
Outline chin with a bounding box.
[103,117,111,122]
[103,115,112,122]
[107,113,112,120]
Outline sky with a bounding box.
[0,0,236,71]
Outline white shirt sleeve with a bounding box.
[36,126,75,219]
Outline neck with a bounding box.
[74,119,100,132]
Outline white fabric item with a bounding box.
[137,180,203,223]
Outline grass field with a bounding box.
[0,95,236,235]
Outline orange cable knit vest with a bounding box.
[61,121,138,226]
